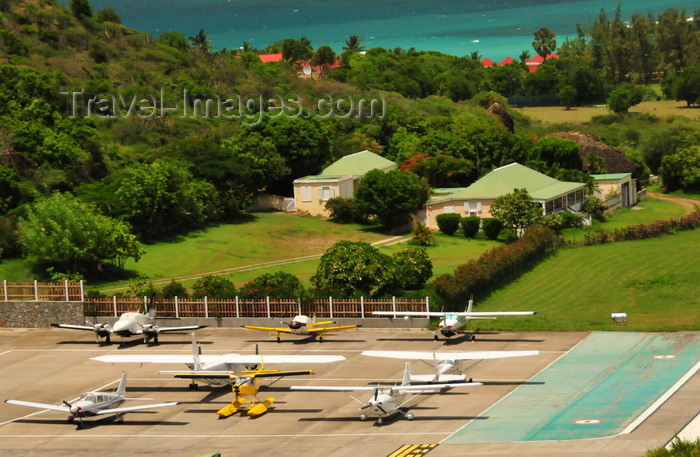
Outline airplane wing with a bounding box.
[174,370,314,380]
[91,354,345,365]
[361,350,540,361]
[95,401,181,415]
[242,325,294,334]
[307,324,359,334]
[372,311,444,317]
[290,385,378,392]
[456,311,539,317]
[290,382,481,393]
[51,323,100,332]
[148,325,207,334]
[5,399,71,413]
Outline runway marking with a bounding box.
[653,355,677,359]
[0,432,451,439]
[573,419,602,425]
[388,444,438,457]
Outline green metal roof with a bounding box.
[428,163,584,203]
[321,150,395,177]
[294,175,348,182]
[591,173,631,180]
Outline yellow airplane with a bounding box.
[242,314,359,343]
[177,365,314,418]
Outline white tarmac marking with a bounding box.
[624,359,700,435]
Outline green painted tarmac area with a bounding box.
[444,332,700,444]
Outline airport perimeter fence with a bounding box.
[84,296,431,319]
[3,280,84,302]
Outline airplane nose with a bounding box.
[112,320,130,335]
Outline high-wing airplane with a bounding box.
[242,314,359,342]
[179,363,317,418]
[52,295,206,345]
[90,333,346,390]
[361,349,540,383]
[4,372,181,429]
[291,362,482,424]
[373,298,538,342]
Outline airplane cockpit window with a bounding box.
[82,394,96,403]
[445,314,459,321]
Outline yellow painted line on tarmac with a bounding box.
[388,443,438,457]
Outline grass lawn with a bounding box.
[561,194,689,242]
[520,100,700,125]
[471,229,700,332]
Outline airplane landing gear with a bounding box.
[405,412,415,421]
[189,382,199,391]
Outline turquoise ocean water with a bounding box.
[86,1,698,61]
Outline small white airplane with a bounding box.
[291,362,481,424]
[373,298,538,342]
[242,314,360,343]
[4,372,181,429]
[361,349,539,383]
[90,333,346,390]
[52,296,206,345]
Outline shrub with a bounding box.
[436,213,461,235]
[325,197,362,224]
[160,279,189,299]
[410,222,435,246]
[191,275,237,299]
[460,216,480,238]
[482,218,503,240]
[239,271,304,299]
[392,246,433,290]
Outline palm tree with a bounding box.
[532,27,557,59]
[188,29,214,55]
[519,50,531,62]
[343,35,365,53]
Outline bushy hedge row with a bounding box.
[580,211,699,246]
[435,214,503,240]
[430,225,559,307]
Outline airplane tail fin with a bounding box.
[465,296,474,313]
[191,333,202,371]
[147,294,156,318]
[402,362,412,386]
[116,371,128,396]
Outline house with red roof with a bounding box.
[258,53,283,63]
[498,56,515,66]
[525,53,559,72]
[481,58,495,68]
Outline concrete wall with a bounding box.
[0,301,82,328]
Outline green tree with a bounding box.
[114,160,220,239]
[392,247,433,290]
[670,63,700,106]
[558,84,577,109]
[70,0,93,19]
[157,31,188,50]
[188,29,214,55]
[343,35,365,53]
[190,275,237,299]
[489,188,544,236]
[281,37,313,63]
[355,169,429,230]
[532,27,557,59]
[607,83,645,114]
[658,146,700,192]
[311,45,336,78]
[94,8,121,23]
[17,193,143,274]
[239,271,305,299]
[311,241,399,297]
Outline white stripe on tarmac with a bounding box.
[623,360,700,435]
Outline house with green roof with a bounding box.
[293,150,396,216]
[421,162,586,229]
[591,173,637,209]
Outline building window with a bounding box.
[464,201,482,215]
[301,186,312,202]
[444,205,455,214]
[319,186,334,201]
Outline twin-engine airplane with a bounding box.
[291,362,481,424]
[361,349,540,383]
[90,333,346,391]
[242,314,359,342]
[4,372,180,428]
[373,298,538,342]
[52,295,206,345]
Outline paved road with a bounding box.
[0,328,697,457]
